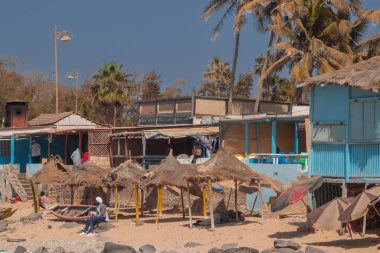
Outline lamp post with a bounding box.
[54,26,73,113]
[66,71,79,113]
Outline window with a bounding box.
[312,123,346,142]
[112,137,126,157]
[350,100,380,141]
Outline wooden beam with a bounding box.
[187,181,192,229]
[235,180,238,221]
[114,185,119,220]
[202,186,207,218]
[135,184,139,222]
[140,188,144,217]
[259,182,264,225]
[181,188,185,219]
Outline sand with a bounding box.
[0,202,379,253]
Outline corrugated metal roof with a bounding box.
[110,126,219,138]
[28,112,74,126]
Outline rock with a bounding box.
[261,248,275,253]
[135,221,144,227]
[83,250,96,253]
[274,240,301,250]
[14,246,27,253]
[184,242,202,248]
[139,244,156,253]
[33,247,49,253]
[51,247,66,253]
[103,242,136,253]
[60,222,80,229]
[225,247,259,253]
[20,213,42,222]
[222,243,239,250]
[97,223,116,233]
[208,248,226,253]
[0,220,8,232]
[159,251,178,253]
[261,248,302,253]
[305,246,326,253]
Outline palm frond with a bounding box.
[210,2,236,41]
[203,0,231,21]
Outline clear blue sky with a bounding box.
[1,0,379,95]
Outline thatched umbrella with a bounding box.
[188,149,264,230]
[62,162,109,205]
[143,150,202,225]
[30,156,70,213]
[103,160,146,221]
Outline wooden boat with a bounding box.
[48,204,96,222]
[0,207,16,220]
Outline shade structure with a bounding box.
[307,197,353,231]
[195,149,262,183]
[104,160,146,188]
[271,176,324,212]
[62,162,109,187]
[339,186,380,223]
[30,156,70,185]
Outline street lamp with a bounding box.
[54,26,73,113]
[66,71,79,113]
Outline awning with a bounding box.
[110,126,219,139]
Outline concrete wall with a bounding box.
[195,98,226,116]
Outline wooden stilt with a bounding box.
[70,187,74,205]
[140,188,144,217]
[226,189,232,210]
[362,214,367,238]
[35,183,40,213]
[208,179,215,230]
[234,180,238,221]
[31,181,37,213]
[114,185,119,220]
[180,188,185,219]
[202,186,207,217]
[155,187,160,225]
[135,185,139,222]
[76,186,80,205]
[186,181,192,228]
[159,187,163,218]
[258,182,264,225]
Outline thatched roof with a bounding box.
[62,162,109,187]
[103,160,146,188]
[143,150,199,189]
[195,149,262,183]
[305,56,380,92]
[30,156,70,185]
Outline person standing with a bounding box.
[71,148,81,166]
[32,140,41,163]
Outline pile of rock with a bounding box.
[261,240,325,253]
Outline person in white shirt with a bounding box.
[32,140,41,163]
[71,148,81,166]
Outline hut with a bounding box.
[62,162,109,205]
[103,160,146,220]
[30,156,70,212]
[302,56,380,207]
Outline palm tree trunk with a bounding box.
[113,105,117,127]
[227,31,240,115]
[254,31,274,113]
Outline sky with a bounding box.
[0,0,379,95]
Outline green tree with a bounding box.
[203,0,246,114]
[92,62,130,126]
[202,57,231,97]
[141,70,162,100]
[161,80,188,98]
[233,72,253,99]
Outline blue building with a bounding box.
[303,56,380,206]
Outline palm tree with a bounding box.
[203,0,246,114]
[92,62,130,126]
[203,57,231,97]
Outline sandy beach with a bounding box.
[0,202,379,253]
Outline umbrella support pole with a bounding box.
[361,214,367,238]
[226,189,232,210]
[114,185,119,220]
[301,199,313,224]
[70,187,74,205]
[140,188,144,217]
[258,182,264,225]
[370,204,380,219]
[235,180,238,222]
[250,194,258,216]
[135,185,139,222]
[76,186,80,205]
[209,179,215,230]
[181,188,185,219]
[186,181,192,228]
[155,187,160,225]
[159,187,163,218]
[202,187,207,218]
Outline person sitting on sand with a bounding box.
[80,197,108,236]
[40,191,49,208]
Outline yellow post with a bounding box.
[155,187,160,225]
[35,183,40,213]
[159,187,163,217]
[76,186,80,205]
[135,184,139,222]
[208,179,215,230]
[114,185,119,220]
[202,186,207,217]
